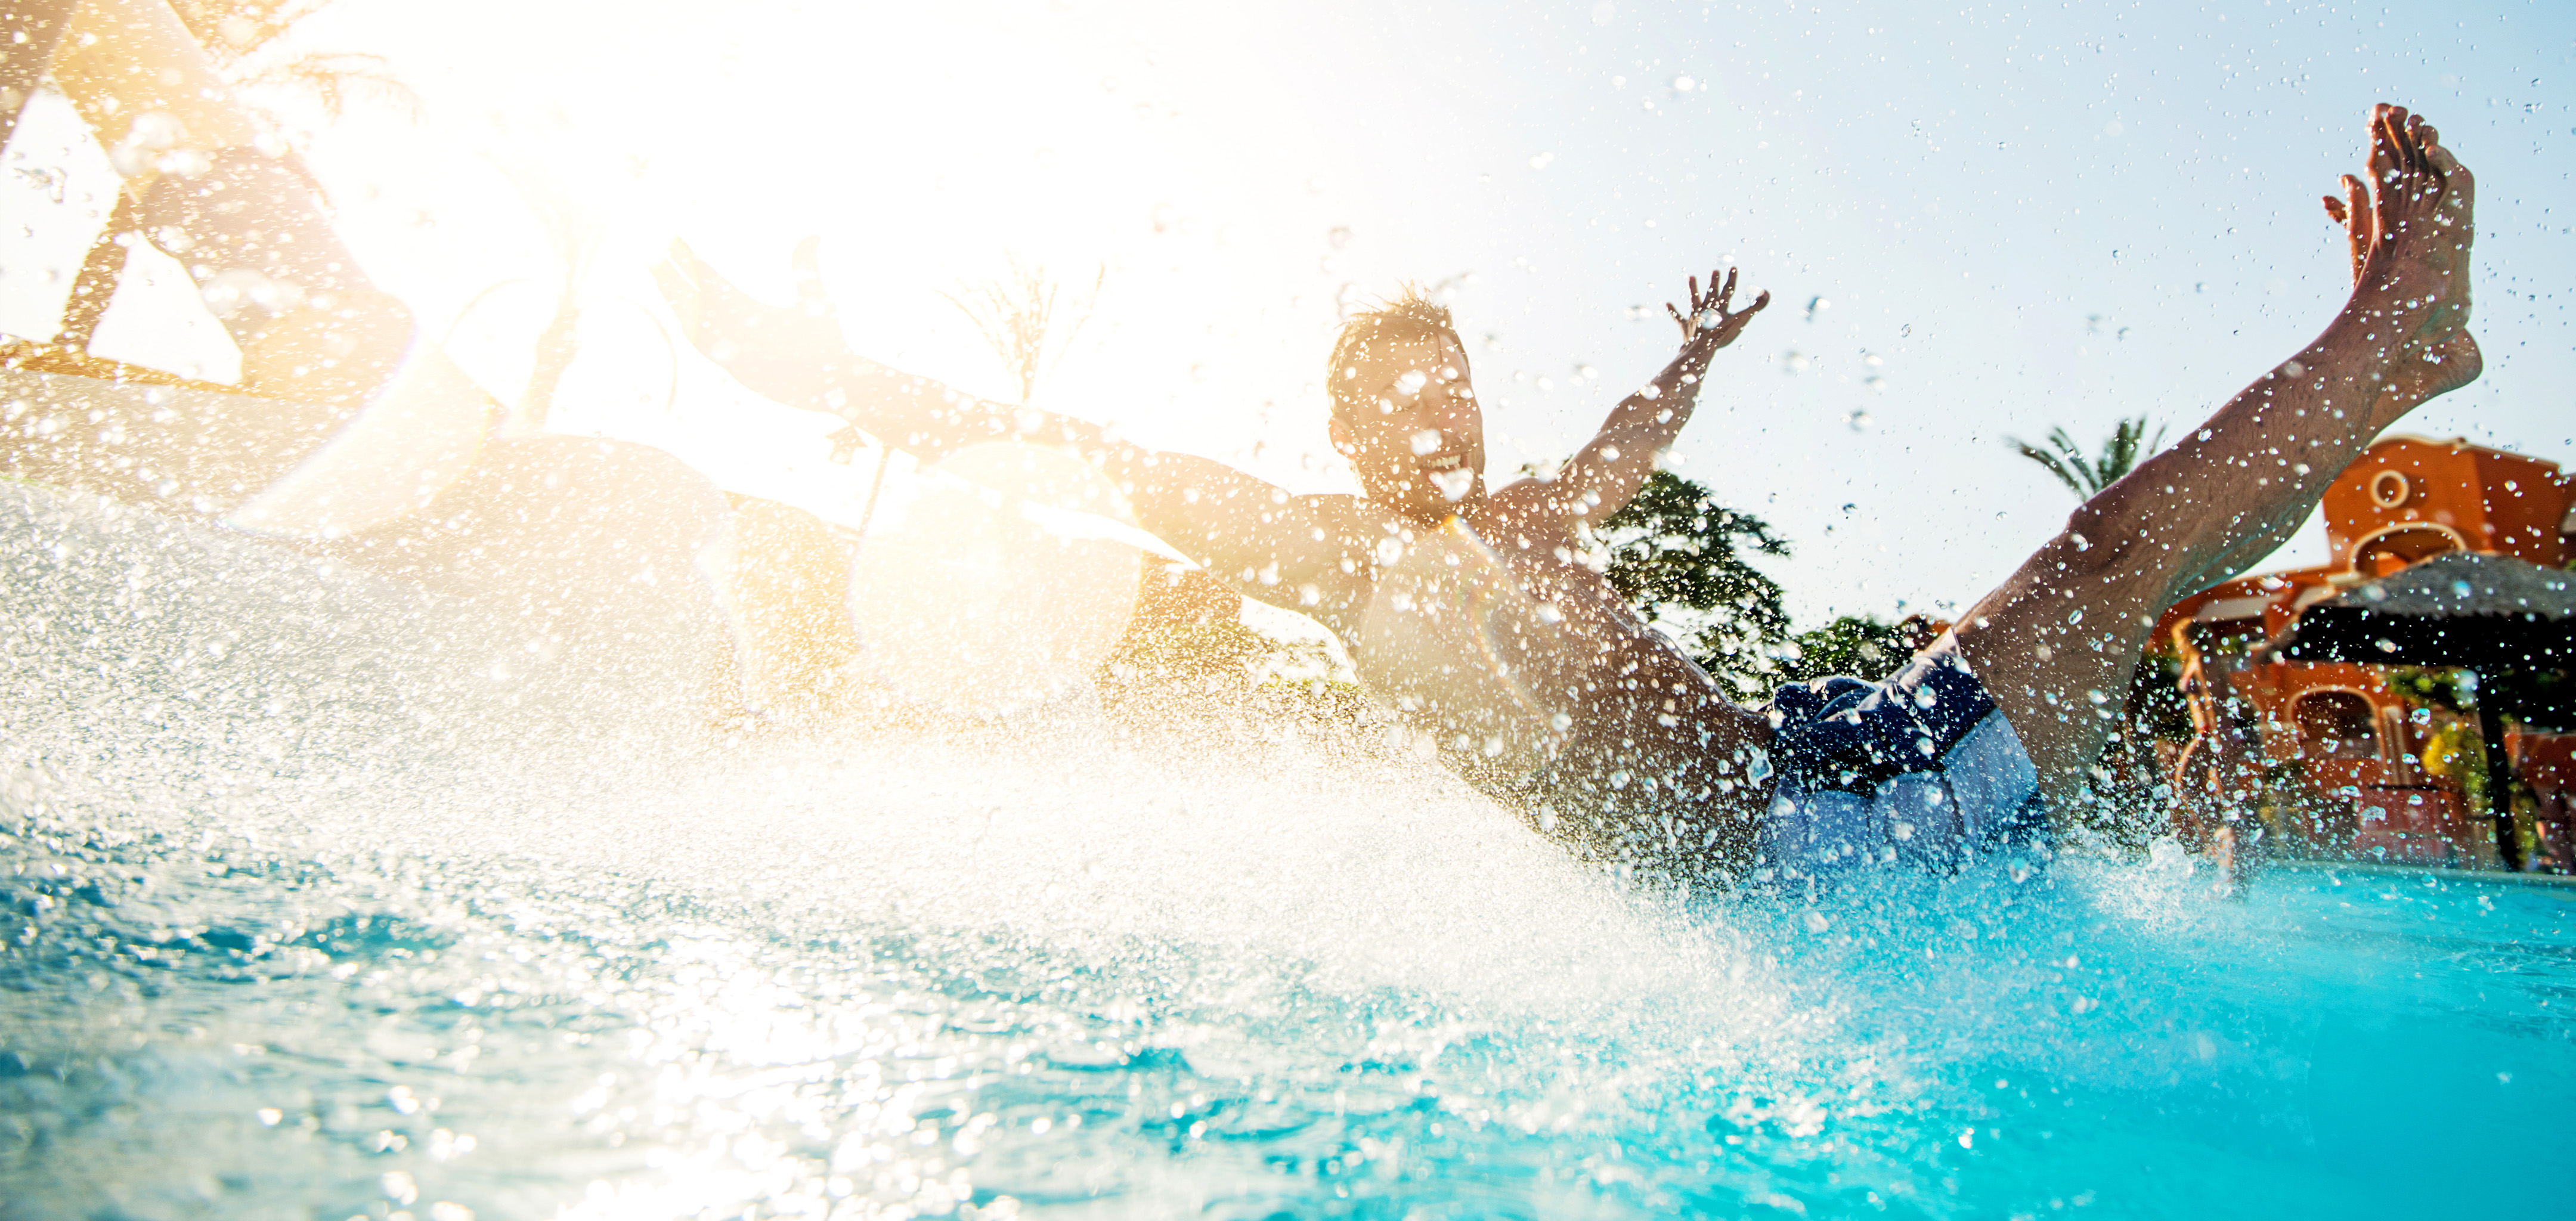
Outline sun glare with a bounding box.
[309,0,1367,516]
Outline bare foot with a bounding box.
[2324,197,2482,430]
[2347,105,2476,351]
[2323,105,2481,427]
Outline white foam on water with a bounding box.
[3,480,2571,1220]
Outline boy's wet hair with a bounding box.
[1326,284,1466,424]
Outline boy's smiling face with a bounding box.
[1330,332,1487,524]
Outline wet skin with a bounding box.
[1951,104,2479,803]
[654,252,1784,870]
[657,103,2481,872]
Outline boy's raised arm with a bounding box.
[1519,269,1767,524]
[652,237,1098,457]
[652,237,1373,614]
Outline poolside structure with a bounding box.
[2261,550,2576,870]
[2151,436,2576,872]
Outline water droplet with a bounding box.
[1781,351,1810,374]
[1846,411,1872,432]
[1801,911,1830,933]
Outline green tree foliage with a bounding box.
[1594,469,1792,699]
[2006,414,2166,499]
[1772,614,1915,685]
[2389,665,2576,732]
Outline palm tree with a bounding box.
[171,1,417,122]
[940,255,1104,405]
[2006,415,2166,499]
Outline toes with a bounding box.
[2392,109,2425,177]
[2422,128,2473,200]
[2368,107,2403,185]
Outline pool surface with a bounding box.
[4,488,2572,1221]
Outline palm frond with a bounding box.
[242,51,419,120]
[2006,435,2090,497]
[2010,414,2168,498]
[941,255,1102,404]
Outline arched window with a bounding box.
[2347,523,2466,577]
[2295,691,2380,761]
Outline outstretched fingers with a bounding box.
[1668,263,1767,343]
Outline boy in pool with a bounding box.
[656,103,2479,888]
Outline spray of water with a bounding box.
[3,481,2571,1220]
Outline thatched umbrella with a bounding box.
[2262,551,2576,869]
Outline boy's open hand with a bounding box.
[1667,267,1769,357]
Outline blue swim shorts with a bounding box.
[1758,635,2046,881]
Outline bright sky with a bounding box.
[5,0,2571,628]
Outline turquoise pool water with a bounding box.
[3,488,2572,1220]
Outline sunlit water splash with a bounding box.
[2,485,2572,1220]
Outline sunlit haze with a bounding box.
[13,0,2574,625]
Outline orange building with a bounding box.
[2323,436,2572,575]
[2151,436,2576,871]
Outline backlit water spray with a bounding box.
[2,482,2571,1219]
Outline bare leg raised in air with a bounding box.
[1955,104,2479,805]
